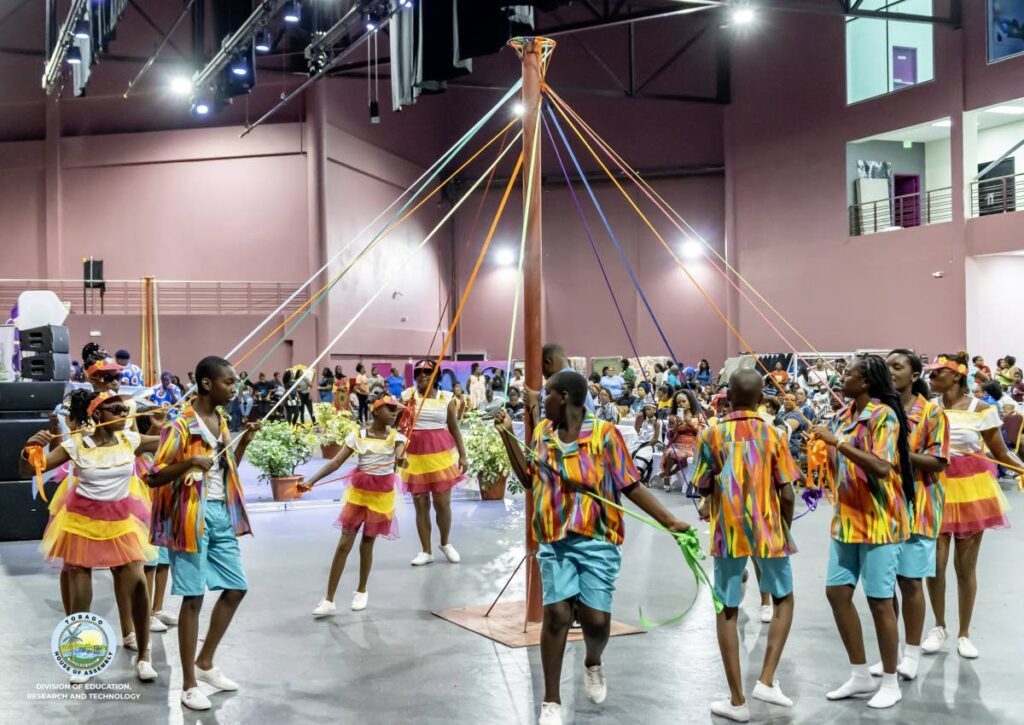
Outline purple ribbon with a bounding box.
[793,487,824,521]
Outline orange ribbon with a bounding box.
[25,446,48,502]
[805,436,836,504]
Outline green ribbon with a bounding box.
[498,424,724,625]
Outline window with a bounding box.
[846,0,935,104]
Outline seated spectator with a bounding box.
[630,381,654,415]
[631,402,662,486]
[1002,401,1023,455]
[599,367,625,400]
[477,387,504,420]
[616,381,639,409]
[793,388,815,422]
[596,388,620,424]
[780,394,809,461]
[505,388,526,422]
[1012,369,1024,404]
[510,368,525,390]
[655,384,673,419]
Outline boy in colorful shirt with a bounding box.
[147,356,259,712]
[496,370,688,725]
[694,369,800,722]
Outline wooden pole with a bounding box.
[521,38,545,626]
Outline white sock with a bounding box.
[826,667,877,700]
[867,674,902,709]
[881,673,898,688]
[852,664,871,680]
[904,644,921,661]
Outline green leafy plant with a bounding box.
[462,411,521,494]
[311,402,359,447]
[246,420,316,481]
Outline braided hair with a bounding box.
[856,354,916,513]
[889,348,929,398]
[67,389,99,426]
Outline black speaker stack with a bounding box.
[0,324,70,541]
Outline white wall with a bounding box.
[965,254,1024,363]
[925,136,952,189]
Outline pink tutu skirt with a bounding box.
[335,471,399,540]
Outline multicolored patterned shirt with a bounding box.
[148,405,251,552]
[906,395,950,538]
[694,412,801,558]
[829,400,910,545]
[529,413,639,545]
[120,363,144,387]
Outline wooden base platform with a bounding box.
[434,600,644,648]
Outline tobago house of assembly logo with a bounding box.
[51,613,117,678]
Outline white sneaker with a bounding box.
[752,680,792,707]
[134,656,158,682]
[410,552,434,566]
[312,599,337,617]
[154,609,179,626]
[196,665,239,692]
[583,664,607,704]
[867,682,902,709]
[69,673,90,685]
[122,631,138,651]
[539,702,562,725]
[826,674,877,700]
[759,604,773,623]
[710,698,750,722]
[150,616,168,633]
[440,543,461,563]
[351,591,369,611]
[921,626,949,654]
[957,636,979,659]
[181,687,211,711]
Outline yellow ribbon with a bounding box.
[25,446,48,502]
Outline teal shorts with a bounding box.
[713,556,793,607]
[826,539,900,599]
[169,500,248,597]
[897,534,937,579]
[144,545,170,568]
[537,533,621,613]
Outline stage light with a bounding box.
[170,77,192,95]
[366,19,377,32]
[731,6,756,25]
[74,19,90,39]
[255,29,272,53]
[66,46,83,65]
[513,102,524,116]
[230,56,248,76]
[283,1,301,24]
[495,248,516,266]
[681,240,703,260]
[191,99,210,116]
[399,0,412,7]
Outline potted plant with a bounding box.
[312,402,358,459]
[246,420,316,501]
[462,411,516,500]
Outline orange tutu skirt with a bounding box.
[941,455,1010,538]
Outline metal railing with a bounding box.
[970,172,1024,217]
[849,186,953,236]
[0,279,312,316]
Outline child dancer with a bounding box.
[139,408,177,634]
[147,356,260,712]
[810,354,914,710]
[496,371,689,725]
[22,390,160,683]
[299,396,407,614]
[694,369,800,722]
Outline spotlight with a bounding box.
[681,240,702,260]
[170,76,192,95]
[73,19,90,39]
[399,0,412,7]
[731,6,756,25]
[255,29,272,53]
[366,18,377,32]
[191,99,210,116]
[230,56,248,76]
[66,46,83,65]
[495,248,516,266]
[283,1,301,24]
[512,102,524,116]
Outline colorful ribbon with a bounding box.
[25,446,48,502]
[805,437,836,504]
[793,486,824,521]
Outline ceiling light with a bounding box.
[66,46,83,65]
[283,1,301,24]
[400,0,412,6]
[931,119,952,128]
[731,6,756,25]
[366,19,377,32]
[191,100,210,116]
[681,240,703,260]
[495,248,516,266]
[986,105,1024,115]
[230,56,248,76]
[170,76,192,95]
[513,102,524,116]
[255,29,272,53]
[73,19,90,39]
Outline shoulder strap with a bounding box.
[968,396,981,412]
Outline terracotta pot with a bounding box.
[479,475,507,501]
[320,443,342,459]
[270,475,302,502]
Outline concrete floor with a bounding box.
[1,474,1021,724]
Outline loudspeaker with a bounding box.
[0,382,64,413]
[20,352,71,382]
[0,479,59,541]
[0,418,50,481]
[20,325,69,354]
[83,258,105,290]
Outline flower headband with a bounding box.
[923,356,968,375]
[371,395,401,411]
[85,358,123,378]
[87,391,131,416]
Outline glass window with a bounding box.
[846,0,935,104]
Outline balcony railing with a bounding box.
[849,186,953,236]
[0,279,312,316]
[970,172,1024,217]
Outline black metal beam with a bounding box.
[845,7,956,24]
[127,0,187,58]
[537,2,723,36]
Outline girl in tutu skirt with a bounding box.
[21,389,162,683]
[921,353,1023,660]
[400,359,467,567]
[299,396,407,615]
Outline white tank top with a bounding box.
[401,388,452,431]
[941,395,1002,456]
